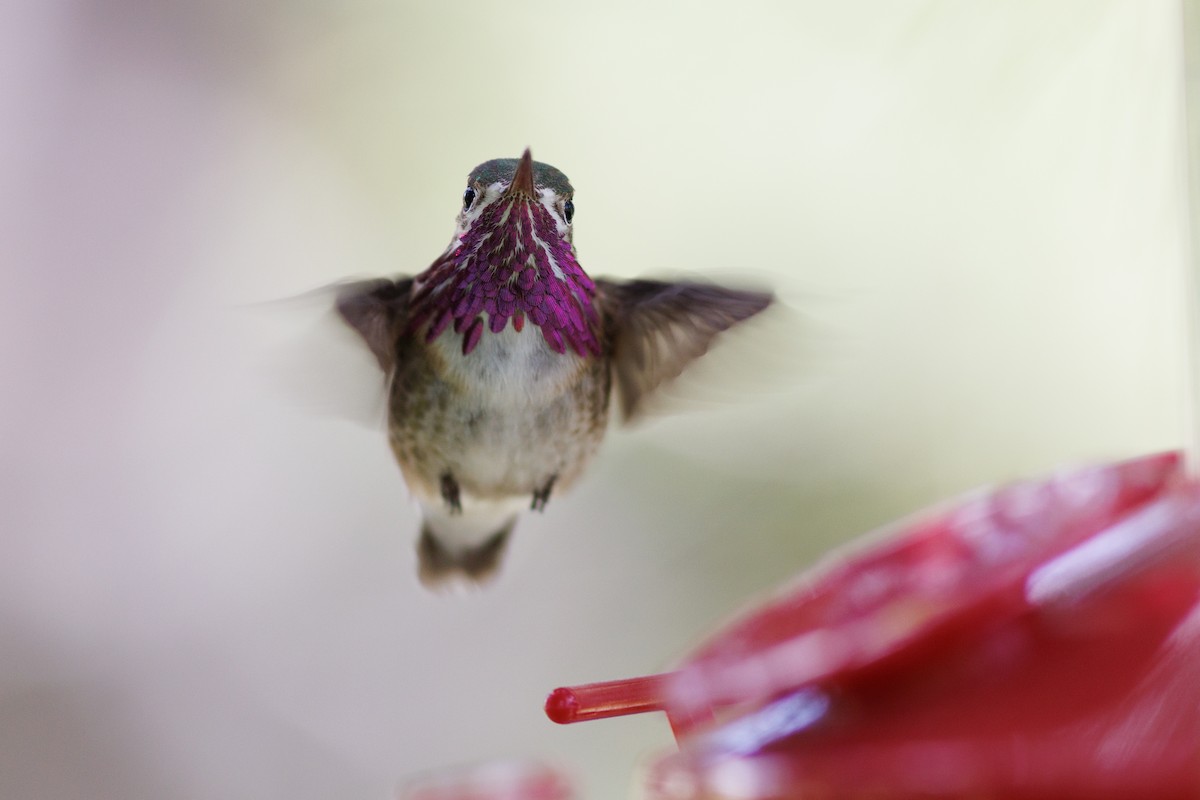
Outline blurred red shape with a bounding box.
[398,760,573,800]
[667,450,1186,719]
[548,452,1200,798]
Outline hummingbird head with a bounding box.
[408,149,600,358]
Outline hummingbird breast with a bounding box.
[387,322,611,507]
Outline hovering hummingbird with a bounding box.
[336,149,772,585]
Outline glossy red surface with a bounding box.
[649,452,1200,798]
[667,452,1185,719]
[399,760,573,800]
[651,556,1200,798]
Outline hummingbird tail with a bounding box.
[416,515,518,586]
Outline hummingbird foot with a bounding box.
[531,475,557,512]
[440,471,462,514]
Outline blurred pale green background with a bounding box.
[0,1,1190,798]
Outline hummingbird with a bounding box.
[335,149,772,585]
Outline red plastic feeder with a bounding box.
[547,452,1200,798]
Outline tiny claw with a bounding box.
[531,475,557,512]
[440,472,462,514]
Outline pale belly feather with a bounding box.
[387,325,610,510]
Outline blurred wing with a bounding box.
[597,279,774,421]
[335,276,414,373]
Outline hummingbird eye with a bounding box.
[462,188,477,211]
[563,200,575,223]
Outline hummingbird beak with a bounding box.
[507,148,536,197]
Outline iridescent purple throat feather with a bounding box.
[408,195,601,357]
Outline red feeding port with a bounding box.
[545,451,1200,799]
[545,674,670,724]
[545,674,713,739]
